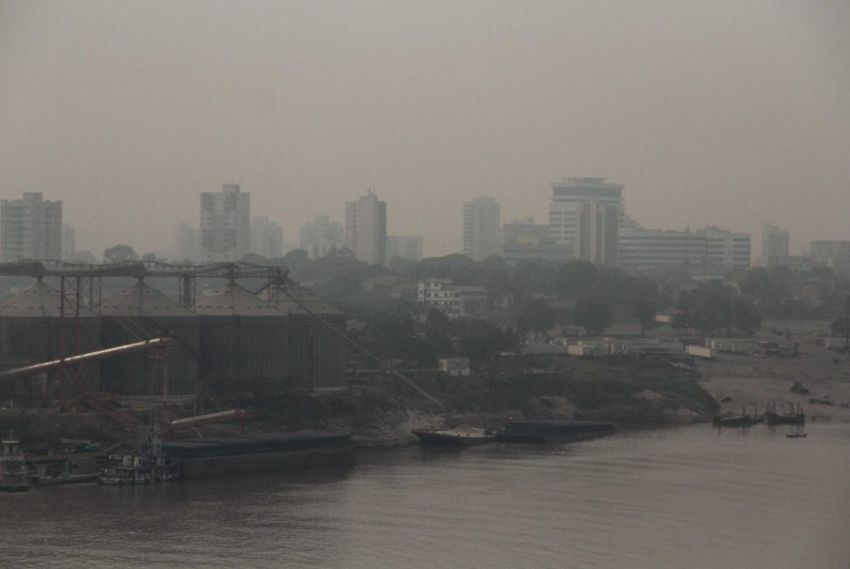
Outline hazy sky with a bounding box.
[1,0,848,258]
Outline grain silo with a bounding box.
[260,283,346,389]
[99,280,199,399]
[195,282,289,385]
[0,279,101,397]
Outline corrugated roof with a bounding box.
[195,282,281,316]
[100,281,194,317]
[262,283,343,316]
[0,280,95,318]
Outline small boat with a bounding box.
[495,420,615,443]
[412,428,495,447]
[99,454,179,486]
[0,434,31,492]
[786,432,807,438]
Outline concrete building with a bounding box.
[386,235,424,262]
[417,277,488,318]
[618,219,751,271]
[345,191,387,265]
[548,178,622,265]
[463,197,502,261]
[502,218,570,264]
[175,224,202,263]
[810,240,850,276]
[762,224,790,266]
[250,216,284,260]
[0,193,62,262]
[701,226,751,270]
[200,184,250,262]
[61,224,76,261]
[299,215,344,260]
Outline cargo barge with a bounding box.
[160,431,354,480]
[495,420,616,443]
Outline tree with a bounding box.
[103,244,137,263]
[573,295,613,335]
[518,297,556,335]
[732,300,762,335]
[556,260,598,297]
[831,316,850,348]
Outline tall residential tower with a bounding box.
[200,184,250,262]
[0,192,62,261]
[462,197,501,261]
[345,191,387,265]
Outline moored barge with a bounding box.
[160,431,354,480]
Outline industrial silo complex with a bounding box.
[261,282,346,390]
[99,280,199,399]
[0,262,348,406]
[0,279,102,398]
[195,282,290,385]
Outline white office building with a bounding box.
[345,191,387,265]
[618,219,750,271]
[548,178,622,266]
[417,277,488,318]
[200,184,250,262]
[463,197,502,261]
[0,192,62,261]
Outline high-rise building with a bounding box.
[299,215,345,259]
[762,224,790,266]
[0,192,62,261]
[61,224,76,261]
[549,177,623,265]
[175,224,202,263]
[250,216,284,259]
[345,191,387,265]
[462,197,502,261]
[387,235,424,262]
[199,184,250,262]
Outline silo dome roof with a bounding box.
[0,280,95,317]
[100,281,194,317]
[263,283,343,316]
[195,282,281,316]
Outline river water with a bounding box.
[2,422,849,569]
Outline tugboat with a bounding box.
[99,422,178,486]
[0,433,31,492]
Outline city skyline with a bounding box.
[2,1,848,259]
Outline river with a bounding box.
[2,422,849,569]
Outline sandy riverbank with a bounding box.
[697,344,850,422]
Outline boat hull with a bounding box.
[412,430,495,447]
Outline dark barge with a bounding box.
[495,420,616,443]
[161,431,354,479]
